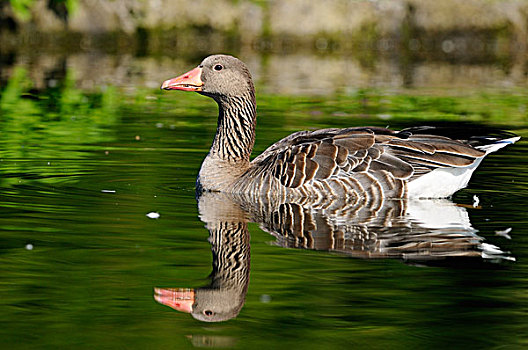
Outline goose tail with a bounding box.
[475,135,521,154]
[406,132,520,199]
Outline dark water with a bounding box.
[1,56,528,349]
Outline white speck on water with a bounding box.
[378,114,392,120]
[25,244,33,250]
[146,212,160,219]
[47,162,51,165]
[260,294,271,303]
[101,190,116,193]
[495,227,512,239]
[155,123,164,128]
[472,195,480,207]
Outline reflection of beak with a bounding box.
[161,67,203,91]
[154,288,195,313]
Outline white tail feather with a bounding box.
[407,136,520,198]
[476,136,521,154]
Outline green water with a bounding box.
[1,64,528,349]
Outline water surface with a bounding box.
[1,56,527,349]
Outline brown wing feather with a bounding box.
[250,127,484,190]
[254,129,381,188]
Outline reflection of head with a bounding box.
[192,288,246,322]
[154,287,247,322]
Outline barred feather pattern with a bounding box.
[208,221,251,290]
[198,191,512,263]
[258,201,482,259]
[227,127,486,199]
[210,94,256,162]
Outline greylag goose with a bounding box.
[162,54,519,199]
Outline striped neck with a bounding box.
[210,93,257,162]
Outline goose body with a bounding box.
[162,54,519,199]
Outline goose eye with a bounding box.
[203,310,214,317]
[213,64,223,71]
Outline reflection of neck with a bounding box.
[208,221,250,292]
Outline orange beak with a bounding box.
[161,67,203,91]
[154,287,195,313]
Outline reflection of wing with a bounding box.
[258,201,483,260]
[208,191,513,262]
[237,127,486,198]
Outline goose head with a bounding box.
[161,54,254,101]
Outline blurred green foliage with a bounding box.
[0,67,119,154]
[9,0,77,21]
[0,67,119,186]
[8,0,35,21]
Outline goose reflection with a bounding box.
[154,192,512,322]
[155,193,251,322]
